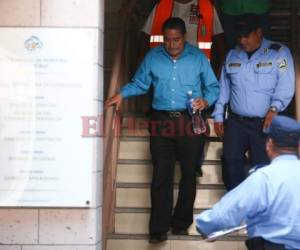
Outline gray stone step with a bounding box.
[107,237,247,250]
[114,209,247,237]
[116,184,225,209]
[119,139,222,161]
[117,160,223,185]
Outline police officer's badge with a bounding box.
[278,58,288,72]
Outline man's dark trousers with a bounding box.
[222,114,270,190]
[149,110,204,234]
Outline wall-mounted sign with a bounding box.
[0,28,99,207]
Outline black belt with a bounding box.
[153,109,188,119]
[230,112,264,122]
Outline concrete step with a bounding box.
[114,208,247,237]
[107,237,247,250]
[117,160,223,185]
[116,184,225,209]
[119,139,222,161]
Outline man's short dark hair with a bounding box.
[162,17,187,35]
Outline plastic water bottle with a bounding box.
[186,91,206,134]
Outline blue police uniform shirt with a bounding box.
[195,154,300,250]
[121,42,219,111]
[213,38,295,122]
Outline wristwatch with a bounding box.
[269,106,278,113]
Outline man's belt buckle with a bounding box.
[169,112,181,119]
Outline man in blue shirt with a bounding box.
[212,14,295,190]
[195,115,300,250]
[105,17,219,243]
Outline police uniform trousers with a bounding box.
[223,113,270,190]
[149,110,205,234]
[245,237,286,250]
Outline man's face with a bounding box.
[163,28,185,59]
[237,28,263,52]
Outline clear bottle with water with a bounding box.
[186,91,206,134]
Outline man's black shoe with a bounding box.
[172,227,188,235]
[196,168,203,177]
[149,233,167,244]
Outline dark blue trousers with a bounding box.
[222,115,270,190]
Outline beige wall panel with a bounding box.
[42,0,99,27]
[23,246,98,250]
[39,208,101,244]
[0,0,40,26]
[0,247,21,250]
[0,209,38,244]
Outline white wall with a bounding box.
[0,0,104,249]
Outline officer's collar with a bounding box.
[236,38,268,61]
[271,154,299,163]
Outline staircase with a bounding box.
[107,115,247,250]
[104,1,300,249]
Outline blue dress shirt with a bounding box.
[213,38,295,122]
[195,155,300,250]
[121,43,219,111]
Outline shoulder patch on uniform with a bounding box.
[278,58,288,72]
[269,43,283,52]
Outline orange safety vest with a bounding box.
[149,0,214,59]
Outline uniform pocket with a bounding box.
[254,62,276,91]
[254,62,274,74]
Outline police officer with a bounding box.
[212,13,295,190]
[195,115,300,250]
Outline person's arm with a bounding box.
[212,52,230,119]
[105,94,123,110]
[263,46,295,129]
[105,51,153,109]
[211,61,230,136]
[120,51,153,98]
[195,172,270,236]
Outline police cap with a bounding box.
[234,14,261,37]
[265,115,300,148]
